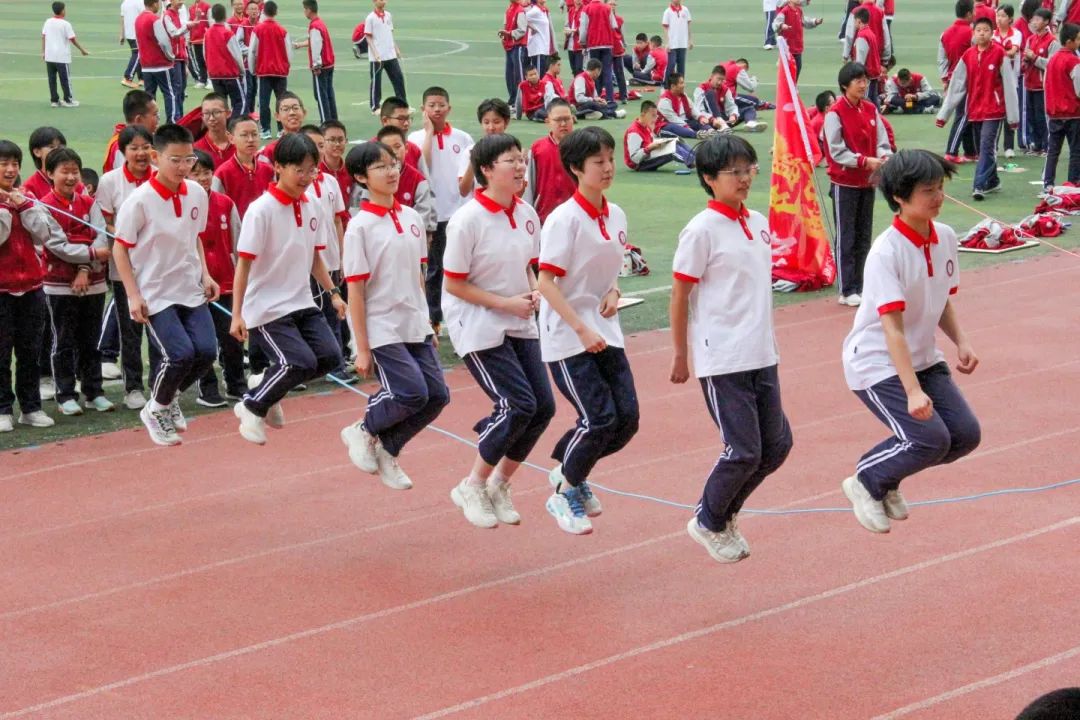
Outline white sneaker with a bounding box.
[0,414,13,432]
[883,489,910,520]
[546,487,593,535]
[139,405,181,446]
[743,120,767,133]
[247,372,264,389]
[729,514,751,556]
[123,390,146,409]
[686,516,746,563]
[1005,149,1015,159]
[340,421,378,473]
[842,476,891,533]
[584,110,604,120]
[613,108,627,119]
[486,480,521,524]
[374,442,413,490]
[579,481,603,517]
[266,402,285,429]
[451,479,499,528]
[60,99,80,108]
[58,399,83,416]
[168,399,187,432]
[101,361,122,380]
[763,43,775,50]
[39,378,56,401]
[84,396,116,412]
[18,410,55,428]
[233,402,267,445]
[838,293,862,307]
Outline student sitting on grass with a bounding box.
[623,100,695,171]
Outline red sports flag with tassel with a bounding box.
[769,39,836,291]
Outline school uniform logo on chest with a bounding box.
[309,217,318,231]
[410,224,421,237]
[946,259,955,277]
[452,144,461,154]
[760,229,772,246]
[190,207,200,220]
[617,230,627,245]
[526,219,536,234]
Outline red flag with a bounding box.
[768,40,836,291]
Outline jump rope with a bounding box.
[14,181,1080,517]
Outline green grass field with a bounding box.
[1,0,1075,450]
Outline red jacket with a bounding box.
[518,79,546,114]
[567,4,583,52]
[974,1,996,24]
[395,162,425,210]
[1044,49,1080,118]
[940,19,972,81]
[308,17,334,69]
[502,2,526,51]
[855,26,882,77]
[528,134,576,223]
[777,3,808,55]
[320,159,353,201]
[189,1,210,43]
[622,119,653,170]
[613,14,626,56]
[957,43,1011,121]
[204,23,241,78]
[543,73,568,102]
[580,1,615,48]
[252,18,290,77]
[41,191,105,289]
[656,90,693,131]
[1023,30,1055,89]
[164,7,188,62]
[135,10,173,69]
[199,191,238,293]
[573,70,596,104]
[852,2,887,60]
[0,197,46,295]
[650,48,668,82]
[825,97,882,188]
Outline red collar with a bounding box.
[434,123,453,150]
[573,191,610,240]
[708,200,752,240]
[361,199,404,232]
[310,171,324,198]
[374,8,386,19]
[268,183,308,226]
[474,189,520,229]
[150,175,187,217]
[669,3,683,12]
[893,216,938,275]
[123,164,150,186]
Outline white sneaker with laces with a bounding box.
[140,405,181,446]
[123,390,147,409]
[101,361,122,380]
[40,378,56,401]
[233,402,267,445]
[486,481,521,525]
[842,476,891,533]
[451,479,499,528]
[374,442,413,490]
[60,99,80,107]
[883,489,910,520]
[340,421,378,473]
[613,108,627,119]
[18,410,55,428]
[84,396,116,412]
[838,293,862,307]
[686,517,746,563]
[579,481,603,517]
[58,399,83,416]
[0,414,13,432]
[729,514,751,556]
[545,487,593,535]
[168,399,187,432]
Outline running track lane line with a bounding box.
[870,644,1080,719]
[409,517,1080,720]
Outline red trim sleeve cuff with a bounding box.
[528,256,539,265]
[877,300,906,315]
[538,262,566,277]
[443,269,469,279]
[315,244,327,251]
[345,273,371,282]
[949,286,958,295]
[237,251,256,260]
[672,271,700,284]
[115,237,136,248]
[855,155,866,169]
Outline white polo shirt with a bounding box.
[408,124,474,222]
[42,17,76,64]
[121,0,143,40]
[842,218,960,391]
[526,5,553,57]
[342,201,431,349]
[538,192,627,362]
[114,176,209,315]
[365,9,397,61]
[305,172,346,272]
[672,201,779,378]
[96,165,152,281]
[442,190,541,357]
[236,185,323,328]
[661,4,692,49]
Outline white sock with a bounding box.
[148,399,168,413]
[487,470,507,489]
[466,471,486,488]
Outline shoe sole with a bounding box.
[139,408,181,447]
[339,427,378,474]
[378,470,413,491]
[686,518,744,563]
[266,404,285,429]
[841,477,890,533]
[450,486,498,529]
[84,403,116,412]
[545,497,592,535]
[232,404,267,445]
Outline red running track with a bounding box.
[1,254,1079,719]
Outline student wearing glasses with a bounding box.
[193,92,236,168]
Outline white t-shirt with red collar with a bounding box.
[236,184,324,328]
[342,200,431,349]
[672,200,778,378]
[538,191,627,363]
[408,124,473,222]
[842,217,960,391]
[114,176,209,315]
[304,172,347,272]
[442,189,541,357]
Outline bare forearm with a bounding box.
[445,275,510,311]
[669,281,691,358]
[538,270,586,333]
[882,315,920,394]
[231,258,251,315]
[937,299,968,347]
[346,281,370,349]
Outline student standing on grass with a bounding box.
[366,0,409,115]
[163,0,193,121]
[671,134,792,563]
[772,0,824,81]
[538,126,639,535]
[578,0,618,107]
[230,134,346,445]
[995,4,1024,158]
[187,0,211,89]
[939,0,976,164]
[248,0,293,140]
[339,142,449,491]
[523,97,577,224]
[1041,23,1080,190]
[1021,8,1056,155]
[120,0,145,88]
[457,98,512,197]
[840,149,980,534]
[661,0,692,81]
[204,3,247,117]
[501,0,529,106]
[136,0,180,123]
[525,0,555,76]
[444,134,554,529]
[42,2,89,109]
[293,0,337,123]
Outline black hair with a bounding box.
[28,127,67,169]
[263,0,277,17]
[471,134,523,189]
[380,96,410,117]
[547,53,562,67]
[320,119,347,136]
[897,67,912,81]
[0,140,23,165]
[735,57,750,67]
[376,125,406,142]
[814,89,836,113]
[52,2,65,14]
[695,134,756,198]
[477,98,512,123]
[45,147,82,175]
[955,0,974,18]
[302,0,318,11]
[227,114,258,133]
[853,7,871,23]
[345,141,395,186]
[875,149,956,212]
[547,97,573,115]
[586,58,602,72]
[973,15,994,29]
[640,99,657,113]
[211,2,226,21]
[559,127,615,185]
[192,148,215,172]
[838,62,868,90]
[649,34,663,44]
[299,123,323,136]
[710,64,727,77]
[525,64,539,74]
[80,167,98,192]
[275,91,303,113]
[202,91,229,109]
[998,3,1014,18]
[665,72,684,89]
[123,89,155,123]
[1034,7,1053,21]
[273,132,320,166]
[1020,0,1039,20]
[144,0,159,7]
[422,86,450,103]
[1061,21,1080,43]
[152,123,194,151]
[1015,688,1080,720]
[118,124,154,153]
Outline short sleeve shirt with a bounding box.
[408,125,474,221]
[538,192,627,362]
[842,218,960,390]
[365,10,397,61]
[96,165,152,280]
[42,18,76,64]
[661,5,692,49]
[672,202,779,377]
[305,172,347,272]
[442,191,541,357]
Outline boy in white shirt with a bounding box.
[365,0,408,113]
[42,2,89,108]
[443,134,555,529]
[840,150,981,534]
[670,135,793,563]
[113,124,221,446]
[457,98,512,197]
[538,127,639,535]
[661,0,692,81]
[339,141,449,491]
[230,133,347,445]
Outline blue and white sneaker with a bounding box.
[58,399,83,416]
[546,486,593,535]
[579,481,602,517]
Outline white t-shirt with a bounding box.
[342,201,431,348]
[526,5,553,57]
[842,218,960,391]
[538,192,627,362]
[42,17,76,64]
[672,202,779,377]
[113,177,209,315]
[235,185,323,328]
[408,125,474,222]
[994,27,1023,77]
[305,172,346,272]
[365,9,397,61]
[121,0,143,39]
[661,4,692,49]
[442,191,541,357]
[96,165,152,281]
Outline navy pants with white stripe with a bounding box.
[211,78,245,118]
[245,307,341,417]
[364,338,449,457]
[696,365,793,532]
[854,363,981,501]
[146,303,217,406]
[312,68,338,122]
[831,184,875,297]
[369,59,407,112]
[464,337,555,466]
[505,46,526,105]
[47,293,106,404]
[143,69,180,124]
[549,346,640,487]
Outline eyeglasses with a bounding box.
[549,116,574,124]
[495,157,528,167]
[389,114,412,123]
[202,109,226,118]
[716,165,760,179]
[166,155,198,167]
[368,162,402,173]
[278,104,304,113]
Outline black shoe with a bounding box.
[196,392,228,408]
[289,383,308,393]
[325,370,359,386]
[225,388,245,401]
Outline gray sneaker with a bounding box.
[686,516,746,563]
[140,405,181,446]
[168,399,187,432]
[18,410,55,428]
